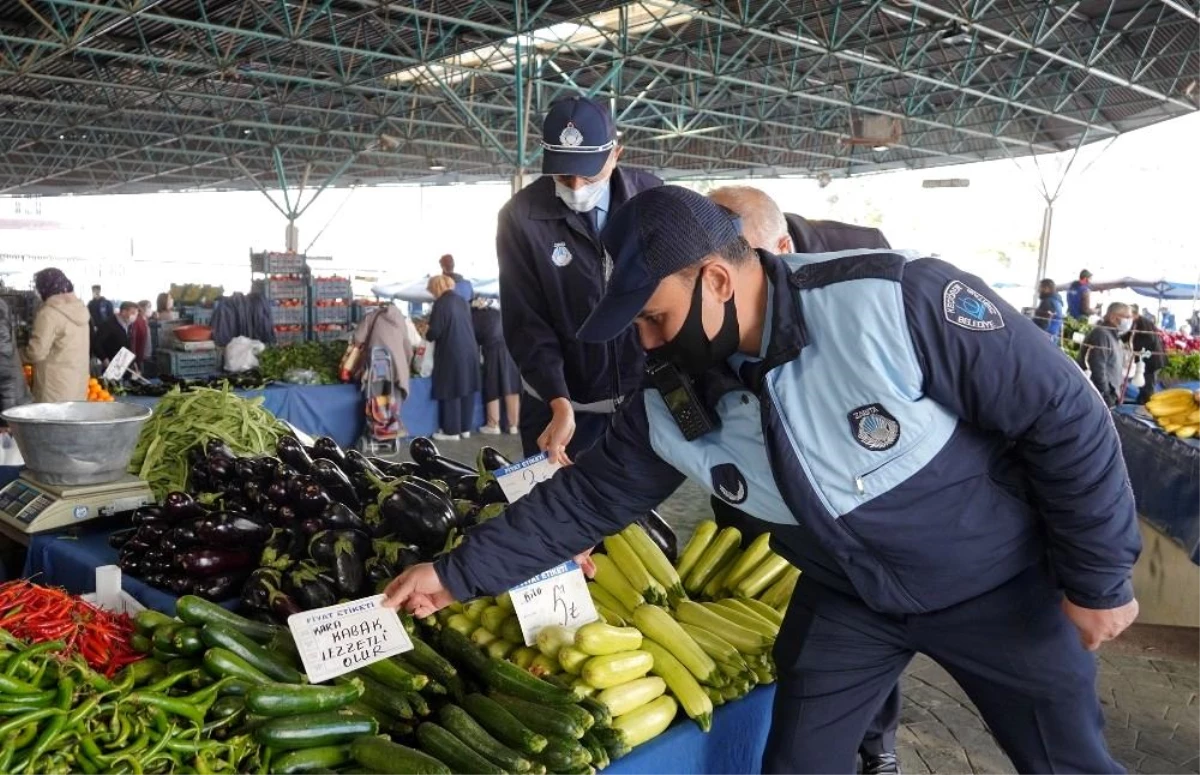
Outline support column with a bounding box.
[1033,199,1054,306]
[285,220,299,253]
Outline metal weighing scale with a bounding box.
[0,473,153,545]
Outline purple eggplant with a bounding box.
[241,568,282,611]
[207,453,235,485]
[242,480,264,506]
[196,512,273,548]
[420,455,477,481]
[636,510,678,564]
[277,505,299,526]
[136,522,168,543]
[108,527,138,549]
[176,548,254,577]
[322,502,367,533]
[371,458,416,478]
[206,439,237,462]
[285,563,339,610]
[365,556,394,585]
[298,517,325,539]
[371,538,421,574]
[118,557,144,577]
[308,529,370,597]
[277,436,314,474]
[475,476,507,506]
[476,445,513,473]
[351,473,379,506]
[266,480,290,507]
[164,492,206,523]
[448,474,477,502]
[311,458,362,511]
[189,462,213,494]
[296,484,333,519]
[259,526,304,570]
[311,437,348,469]
[453,500,480,530]
[193,572,247,601]
[167,576,195,596]
[266,581,303,620]
[344,450,384,478]
[379,481,454,557]
[408,437,439,467]
[145,573,170,589]
[253,456,282,482]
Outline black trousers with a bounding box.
[518,392,612,460]
[438,396,475,436]
[711,497,899,758]
[762,563,1119,774]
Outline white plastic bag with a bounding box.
[225,336,266,373]
[0,431,24,467]
[413,339,435,379]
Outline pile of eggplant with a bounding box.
[112,433,678,614]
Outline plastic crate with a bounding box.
[270,305,306,325]
[157,348,223,379]
[251,252,307,274]
[191,307,213,325]
[266,279,307,300]
[314,327,350,342]
[313,305,350,324]
[274,328,307,346]
[312,278,352,300]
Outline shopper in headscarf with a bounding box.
[0,296,32,415]
[425,275,480,440]
[26,268,90,403]
[471,296,520,436]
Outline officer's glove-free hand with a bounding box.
[383,563,455,618]
[1062,597,1139,651]
[539,398,577,467]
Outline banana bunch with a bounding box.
[1146,388,1200,439]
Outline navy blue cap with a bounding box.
[541,96,617,177]
[577,186,742,343]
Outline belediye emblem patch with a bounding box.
[551,242,573,267]
[943,280,1004,331]
[560,122,584,147]
[848,403,900,451]
[710,463,748,505]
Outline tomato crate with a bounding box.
[270,305,306,326]
[313,305,350,324]
[251,252,307,274]
[312,278,352,300]
[266,278,308,300]
[314,327,350,342]
[157,348,223,379]
[273,328,308,346]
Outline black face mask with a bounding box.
[648,269,740,377]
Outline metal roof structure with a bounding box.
[0,0,1196,206]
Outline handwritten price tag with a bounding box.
[287,595,413,684]
[494,452,562,503]
[102,347,136,382]
[509,561,599,646]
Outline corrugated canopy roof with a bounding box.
[0,0,1195,200]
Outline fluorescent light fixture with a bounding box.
[428,159,446,171]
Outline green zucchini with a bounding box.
[152,623,183,653]
[247,680,363,717]
[578,696,613,729]
[254,710,378,751]
[345,674,413,720]
[134,610,176,636]
[177,594,281,643]
[202,647,273,684]
[439,704,534,772]
[350,735,450,775]
[415,722,505,775]
[462,693,548,755]
[440,628,575,705]
[200,623,303,683]
[536,735,592,772]
[271,744,353,774]
[359,656,428,692]
[581,731,610,771]
[489,692,587,739]
[172,626,205,656]
[129,634,152,654]
[590,725,631,761]
[403,690,431,718]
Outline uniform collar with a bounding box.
[528,166,637,221]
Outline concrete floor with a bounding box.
[406,432,1200,773]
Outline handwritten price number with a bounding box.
[553,583,582,627]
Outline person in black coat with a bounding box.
[471,298,520,436]
[426,275,480,440]
[1128,314,1166,404]
[93,302,137,363]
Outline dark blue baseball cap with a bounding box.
[577,186,742,343]
[541,96,617,177]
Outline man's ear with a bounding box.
[612,145,624,163]
[777,236,794,254]
[704,261,736,303]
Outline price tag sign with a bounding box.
[102,347,136,382]
[494,452,562,503]
[287,595,413,684]
[509,561,599,646]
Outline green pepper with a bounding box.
[4,640,64,679]
[126,692,207,726]
[17,676,73,774]
[0,671,44,696]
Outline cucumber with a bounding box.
[177,595,281,643]
[200,623,304,683]
[439,704,534,772]
[209,695,246,721]
[134,610,176,636]
[360,656,428,692]
[203,647,273,684]
[489,692,587,739]
[350,736,450,775]
[440,627,575,705]
[272,744,353,774]
[152,623,183,653]
[536,735,592,772]
[254,710,378,751]
[462,693,548,755]
[247,680,363,717]
[172,626,205,656]
[415,722,505,775]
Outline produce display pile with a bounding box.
[128,386,292,499]
[257,342,346,385]
[1144,387,1200,439]
[111,372,271,399]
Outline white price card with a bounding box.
[509,561,599,646]
[102,347,136,382]
[495,452,562,503]
[287,595,413,684]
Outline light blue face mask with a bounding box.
[555,177,608,213]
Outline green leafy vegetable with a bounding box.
[257,342,346,384]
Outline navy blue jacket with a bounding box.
[426,293,479,401]
[437,251,1140,615]
[496,168,661,406]
[785,213,890,252]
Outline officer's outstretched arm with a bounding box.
[434,391,685,601]
[901,258,1139,611]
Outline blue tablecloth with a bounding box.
[123,380,483,449]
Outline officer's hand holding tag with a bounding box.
[383,564,454,619]
[539,397,577,466]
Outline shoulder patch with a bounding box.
[710,463,748,505]
[943,280,1004,331]
[848,403,900,451]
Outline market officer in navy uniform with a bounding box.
[496,95,660,464]
[708,185,901,775]
[388,186,1140,774]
